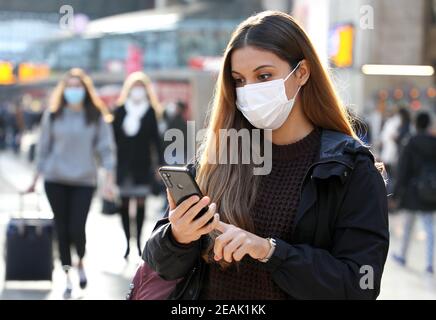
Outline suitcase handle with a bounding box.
[18,192,42,217]
[16,192,45,236]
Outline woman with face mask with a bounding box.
[112,72,163,259]
[27,68,116,299]
[142,11,389,300]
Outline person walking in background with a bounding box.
[27,68,116,299]
[393,111,436,274]
[112,72,163,259]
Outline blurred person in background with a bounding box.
[0,104,6,150]
[20,96,44,162]
[158,100,189,214]
[112,71,163,259]
[161,100,188,164]
[5,102,25,154]
[393,111,436,274]
[22,96,44,132]
[395,107,412,157]
[25,100,44,163]
[380,106,401,194]
[27,68,116,298]
[367,104,383,148]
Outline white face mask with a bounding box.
[129,86,147,102]
[236,61,302,130]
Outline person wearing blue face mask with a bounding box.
[26,68,116,299]
[63,87,86,106]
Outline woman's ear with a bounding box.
[296,59,310,86]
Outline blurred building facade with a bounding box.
[1,0,436,132]
[325,0,436,155]
[22,0,267,72]
[327,0,436,118]
[0,0,154,62]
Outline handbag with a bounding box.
[101,179,121,215]
[126,261,182,300]
[101,198,121,215]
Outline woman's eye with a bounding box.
[233,78,245,86]
[258,73,272,81]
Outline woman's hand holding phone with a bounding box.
[167,189,220,245]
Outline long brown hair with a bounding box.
[49,68,111,123]
[116,71,163,117]
[197,11,359,265]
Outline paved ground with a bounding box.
[379,213,436,299]
[0,150,436,300]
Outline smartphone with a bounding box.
[158,165,212,223]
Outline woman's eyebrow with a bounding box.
[253,64,275,72]
[231,65,275,75]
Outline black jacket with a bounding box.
[112,105,163,185]
[143,129,389,300]
[394,132,436,211]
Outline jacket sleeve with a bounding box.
[264,158,389,299]
[142,208,202,280]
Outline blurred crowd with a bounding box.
[364,103,436,275]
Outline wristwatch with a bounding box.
[259,238,276,263]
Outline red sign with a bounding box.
[125,45,144,75]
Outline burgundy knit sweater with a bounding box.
[199,128,321,300]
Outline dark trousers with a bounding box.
[44,181,94,267]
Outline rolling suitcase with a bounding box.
[4,193,54,281]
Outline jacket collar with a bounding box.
[311,129,375,179]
